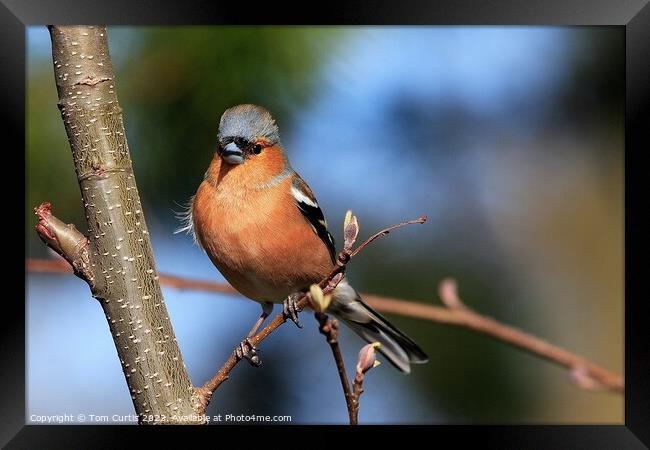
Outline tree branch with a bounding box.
[27,256,625,394]
[34,202,95,288]
[436,279,623,392]
[41,25,203,424]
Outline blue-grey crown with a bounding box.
[218,104,280,144]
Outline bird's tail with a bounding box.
[329,278,428,374]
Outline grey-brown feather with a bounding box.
[219,104,280,144]
[329,279,429,374]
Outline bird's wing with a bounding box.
[291,173,336,263]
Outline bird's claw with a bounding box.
[283,293,303,329]
[234,337,261,367]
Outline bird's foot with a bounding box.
[234,337,261,367]
[283,292,304,329]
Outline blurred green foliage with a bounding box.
[27,26,338,255]
[116,27,337,210]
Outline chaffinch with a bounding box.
[178,104,427,373]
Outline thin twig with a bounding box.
[26,256,625,393]
[195,293,312,408]
[351,377,363,423]
[362,281,624,393]
[194,270,343,411]
[315,312,357,425]
[350,215,427,257]
[26,257,239,295]
[437,279,623,392]
[352,342,381,424]
[26,257,625,393]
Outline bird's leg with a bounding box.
[234,338,261,367]
[246,302,273,337]
[283,292,304,329]
[234,302,273,367]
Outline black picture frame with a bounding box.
[6,0,649,447]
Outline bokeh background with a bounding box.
[26,26,623,424]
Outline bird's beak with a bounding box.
[221,142,244,165]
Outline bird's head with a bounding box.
[208,104,290,188]
[217,104,283,166]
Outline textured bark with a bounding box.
[48,25,203,424]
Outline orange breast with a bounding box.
[192,157,334,302]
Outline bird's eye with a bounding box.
[253,144,263,154]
